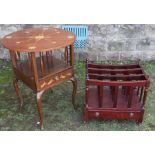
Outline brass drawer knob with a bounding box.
[95,112,100,117]
[130,113,134,117]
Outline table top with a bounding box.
[1,27,76,52]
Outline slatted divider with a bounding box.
[86,61,150,110]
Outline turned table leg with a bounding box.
[36,91,44,130]
[70,77,77,109]
[13,78,23,111]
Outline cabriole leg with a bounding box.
[36,91,44,130]
[13,78,23,111]
[70,77,77,109]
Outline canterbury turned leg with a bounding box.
[70,77,77,109]
[13,78,23,111]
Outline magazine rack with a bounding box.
[84,60,150,123]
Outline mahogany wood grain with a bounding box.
[84,61,150,123]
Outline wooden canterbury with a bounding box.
[84,60,150,123]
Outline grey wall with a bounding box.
[1,24,155,61]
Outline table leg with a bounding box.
[13,78,23,111]
[36,91,44,130]
[70,77,77,109]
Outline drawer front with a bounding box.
[38,68,73,90]
[86,110,144,121]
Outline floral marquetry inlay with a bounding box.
[55,76,59,81]
[28,46,36,50]
[35,35,45,40]
[40,82,46,88]
[66,73,71,76]
[60,75,66,79]
[39,71,72,89]
[47,79,54,85]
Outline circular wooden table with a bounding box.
[1,27,77,129]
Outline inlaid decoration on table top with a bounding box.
[1,27,76,52]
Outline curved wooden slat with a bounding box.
[88,68,143,74]
[88,63,140,69]
[88,73,146,81]
[87,79,147,87]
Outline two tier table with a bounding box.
[1,27,77,129]
[84,60,150,123]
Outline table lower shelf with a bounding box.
[17,55,71,79]
[14,55,73,91]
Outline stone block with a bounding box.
[120,51,143,61]
[106,24,125,40]
[141,24,155,38]
[142,51,155,60]
[123,39,137,51]
[107,41,124,51]
[0,24,23,38]
[87,52,98,61]
[98,51,121,61]
[78,52,88,61]
[120,24,145,39]
[0,48,9,59]
[136,37,155,51]
[87,36,107,52]
[88,24,107,36]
